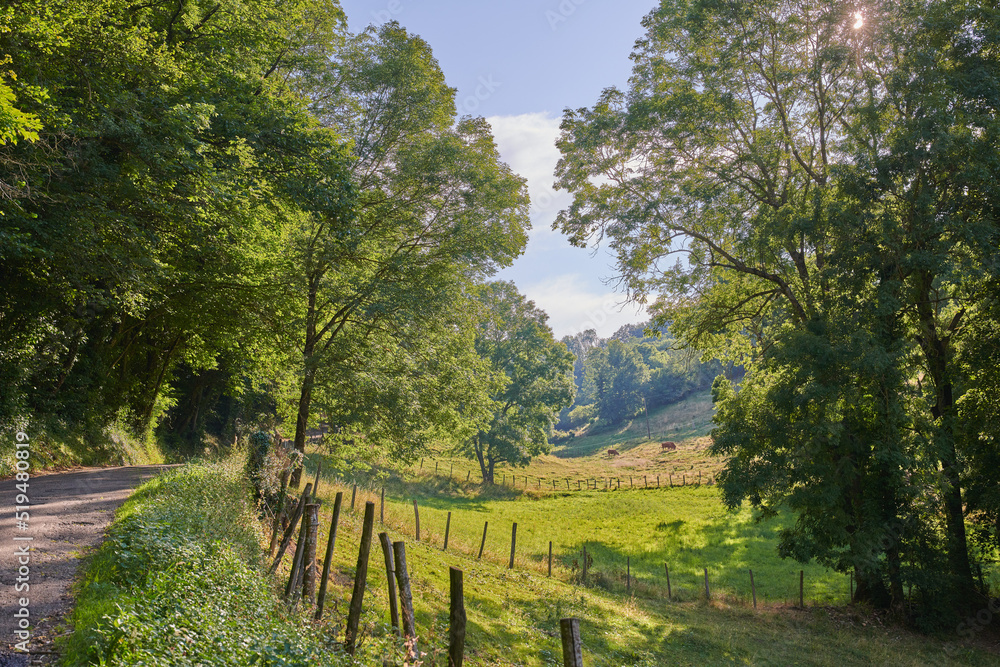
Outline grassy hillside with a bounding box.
[397,390,722,490]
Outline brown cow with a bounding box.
[607,449,620,458]
[661,441,677,451]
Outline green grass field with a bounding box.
[297,475,996,666]
[290,391,999,665]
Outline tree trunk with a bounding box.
[291,291,319,488]
[915,277,975,599]
[474,436,492,484]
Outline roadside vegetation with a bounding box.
[62,460,352,666]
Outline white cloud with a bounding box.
[486,112,571,238]
[522,274,648,339]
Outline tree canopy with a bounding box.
[555,0,1000,619]
[456,281,575,484]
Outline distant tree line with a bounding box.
[558,324,725,429]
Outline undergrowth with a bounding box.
[60,459,368,666]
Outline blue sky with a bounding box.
[338,0,656,338]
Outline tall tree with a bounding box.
[278,23,530,483]
[584,339,649,424]
[457,282,575,484]
[554,0,1000,612]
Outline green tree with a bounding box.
[584,339,649,424]
[276,23,530,483]
[458,281,575,484]
[554,0,1000,613]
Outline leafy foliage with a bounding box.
[456,281,575,483]
[554,0,1000,618]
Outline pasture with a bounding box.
[293,392,999,664]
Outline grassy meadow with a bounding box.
[290,392,999,665]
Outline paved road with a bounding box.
[0,465,174,666]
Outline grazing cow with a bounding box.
[607,449,620,458]
[661,441,677,451]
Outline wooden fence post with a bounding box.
[380,487,385,524]
[315,491,343,620]
[669,473,672,487]
[704,568,710,600]
[312,462,322,498]
[413,498,421,541]
[508,522,517,569]
[444,511,452,551]
[560,618,584,667]
[284,502,310,600]
[800,570,804,608]
[665,563,671,599]
[749,569,757,610]
[467,470,471,482]
[269,483,311,575]
[627,557,631,594]
[378,532,400,635]
[657,475,660,488]
[345,502,376,655]
[449,567,466,667]
[683,474,686,486]
[436,461,439,474]
[351,483,357,512]
[268,469,291,557]
[392,541,418,660]
[549,541,553,577]
[478,521,488,559]
[301,503,320,604]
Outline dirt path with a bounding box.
[0,465,174,666]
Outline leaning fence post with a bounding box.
[560,618,584,667]
[393,541,418,660]
[378,532,400,635]
[665,563,671,599]
[478,521,488,559]
[269,483,311,575]
[268,469,291,557]
[345,502,376,654]
[449,567,466,667]
[312,462,322,499]
[508,522,517,569]
[314,491,343,620]
[750,568,757,610]
[444,511,452,551]
[285,502,311,600]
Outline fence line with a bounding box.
[289,473,849,611]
